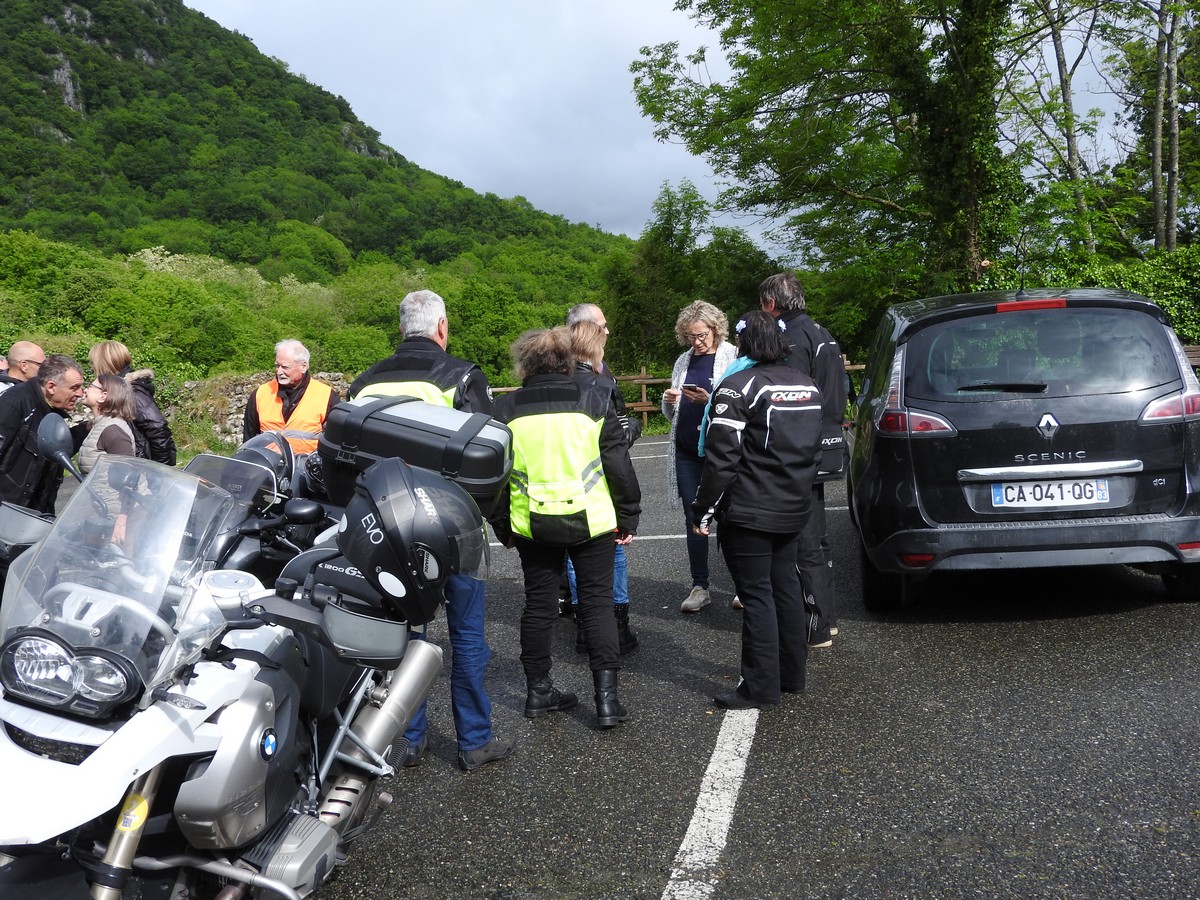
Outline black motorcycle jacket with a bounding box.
[349,337,491,414]
[778,308,848,482]
[692,363,823,534]
[122,368,177,466]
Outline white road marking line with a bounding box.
[662,709,759,900]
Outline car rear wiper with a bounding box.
[956,382,1049,393]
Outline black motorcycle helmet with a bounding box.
[336,457,488,625]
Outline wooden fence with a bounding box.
[494,358,865,429]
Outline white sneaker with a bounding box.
[730,595,743,610]
[681,586,710,613]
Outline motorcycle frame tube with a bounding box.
[338,639,442,770]
[130,853,303,900]
[316,640,441,835]
[317,669,379,787]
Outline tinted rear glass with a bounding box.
[904,307,1178,401]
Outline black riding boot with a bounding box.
[593,669,628,728]
[614,605,638,654]
[524,676,578,718]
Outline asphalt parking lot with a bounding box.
[319,436,1200,899]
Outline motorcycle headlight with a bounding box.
[0,632,138,717]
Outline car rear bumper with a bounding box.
[864,513,1200,573]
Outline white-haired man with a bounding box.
[349,290,513,773]
[243,339,338,454]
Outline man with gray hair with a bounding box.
[351,290,491,410]
[566,302,608,330]
[0,354,87,514]
[348,289,513,772]
[243,339,338,454]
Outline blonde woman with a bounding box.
[660,300,737,613]
[89,341,177,465]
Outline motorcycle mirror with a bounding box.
[284,498,325,525]
[37,414,84,483]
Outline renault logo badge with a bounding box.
[1037,413,1059,438]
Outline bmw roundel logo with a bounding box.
[260,728,278,761]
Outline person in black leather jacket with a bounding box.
[0,355,88,513]
[89,341,178,466]
[693,311,824,710]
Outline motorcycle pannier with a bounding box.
[317,397,513,516]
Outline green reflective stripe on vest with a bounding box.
[356,380,455,407]
[508,411,616,540]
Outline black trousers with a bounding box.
[515,533,619,678]
[797,482,837,635]
[720,522,807,702]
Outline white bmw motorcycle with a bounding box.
[0,418,487,899]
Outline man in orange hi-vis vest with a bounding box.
[243,339,339,455]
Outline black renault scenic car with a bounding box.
[849,288,1200,610]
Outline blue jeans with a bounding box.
[676,449,709,589]
[403,573,494,753]
[566,542,628,606]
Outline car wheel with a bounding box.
[859,541,907,612]
[1162,565,1200,601]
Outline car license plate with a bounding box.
[990,478,1110,508]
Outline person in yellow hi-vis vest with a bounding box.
[491,327,642,729]
[243,339,338,456]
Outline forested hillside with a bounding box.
[0,0,654,390]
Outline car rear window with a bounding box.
[903,307,1179,401]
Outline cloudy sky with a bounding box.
[183,1,762,242]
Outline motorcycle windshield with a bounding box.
[0,456,236,695]
[185,442,285,521]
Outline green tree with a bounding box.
[633,0,1022,293]
[603,182,706,371]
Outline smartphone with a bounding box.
[682,383,700,391]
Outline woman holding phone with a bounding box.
[661,300,737,613]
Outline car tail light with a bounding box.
[908,411,956,434]
[899,553,935,567]
[1140,330,1200,423]
[874,346,956,436]
[997,298,1067,312]
[1178,541,1200,559]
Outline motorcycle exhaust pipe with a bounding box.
[317,639,441,834]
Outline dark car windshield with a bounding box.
[904,307,1179,401]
